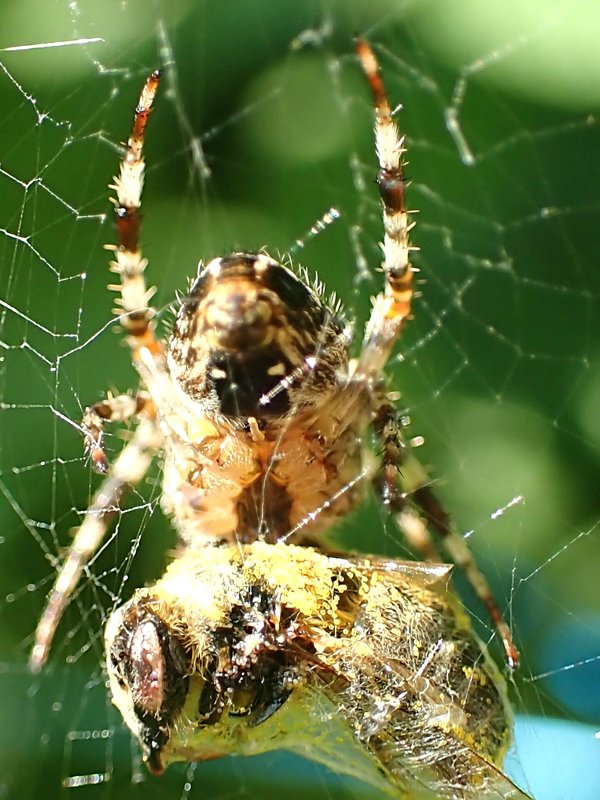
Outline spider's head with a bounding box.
[168,253,350,419]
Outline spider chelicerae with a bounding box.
[29,40,527,799]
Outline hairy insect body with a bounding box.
[106,542,519,798]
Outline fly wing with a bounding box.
[327,552,454,587]
[313,554,532,800]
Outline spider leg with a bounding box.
[355,39,416,379]
[82,391,151,474]
[411,477,520,669]
[105,70,163,362]
[372,397,440,561]
[373,398,519,669]
[356,41,518,668]
[29,417,161,673]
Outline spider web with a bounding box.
[0,2,599,799]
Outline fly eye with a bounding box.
[106,605,191,721]
[127,619,166,715]
[107,616,167,712]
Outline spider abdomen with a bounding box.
[167,253,350,418]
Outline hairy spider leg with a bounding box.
[29,73,169,673]
[103,71,179,444]
[105,70,163,359]
[29,418,161,673]
[355,40,519,669]
[412,475,520,669]
[354,39,417,379]
[376,400,519,667]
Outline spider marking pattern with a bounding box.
[29,40,527,800]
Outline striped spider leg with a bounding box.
[355,40,519,669]
[29,73,167,672]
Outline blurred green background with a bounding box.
[0,1,599,799]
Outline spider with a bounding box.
[28,38,525,798]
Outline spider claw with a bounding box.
[85,435,109,474]
[90,448,109,474]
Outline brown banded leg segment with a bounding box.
[82,392,151,474]
[355,39,417,378]
[29,418,161,673]
[375,414,520,670]
[372,399,440,562]
[372,398,408,508]
[105,70,163,360]
[412,483,520,670]
[404,452,519,669]
[357,40,518,669]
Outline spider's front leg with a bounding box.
[412,477,520,669]
[29,417,162,673]
[105,71,180,418]
[355,39,417,381]
[105,70,163,366]
[29,71,172,673]
[356,40,519,669]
